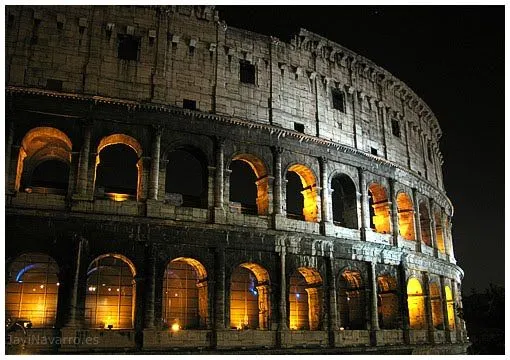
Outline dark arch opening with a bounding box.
[286,171,304,220]
[26,159,70,194]
[229,160,257,215]
[96,144,138,196]
[331,174,358,229]
[165,149,207,208]
[338,270,366,330]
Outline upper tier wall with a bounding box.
[5,5,445,190]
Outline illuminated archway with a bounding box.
[229,154,269,215]
[434,212,446,253]
[286,164,318,222]
[445,285,455,329]
[377,275,399,329]
[163,257,208,330]
[94,134,143,201]
[396,192,416,240]
[289,267,322,330]
[165,147,208,208]
[407,278,426,329]
[229,262,270,330]
[331,174,358,229]
[368,183,391,234]
[430,282,444,329]
[6,253,60,328]
[338,270,366,329]
[419,202,432,246]
[85,254,136,329]
[16,127,72,193]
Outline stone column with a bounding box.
[278,241,288,330]
[423,272,435,344]
[412,188,422,253]
[214,246,226,330]
[76,121,93,196]
[327,253,338,333]
[5,119,14,192]
[272,146,284,216]
[66,235,88,327]
[389,178,399,246]
[319,157,332,229]
[144,246,157,328]
[378,102,388,159]
[398,263,410,344]
[369,261,380,331]
[441,211,450,256]
[429,198,438,257]
[148,126,162,200]
[439,276,451,341]
[358,167,370,240]
[452,281,463,340]
[207,166,216,209]
[214,138,225,209]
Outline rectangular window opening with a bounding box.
[183,99,196,110]
[240,60,255,84]
[391,119,401,138]
[117,34,140,61]
[371,147,378,156]
[294,123,305,133]
[332,88,345,112]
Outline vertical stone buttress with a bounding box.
[320,157,331,231]
[76,120,93,196]
[215,137,225,209]
[148,126,162,200]
[440,276,451,341]
[389,178,399,246]
[423,272,435,343]
[429,198,438,256]
[358,167,370,240]
[412,188,423,253]
[272,146,284,216]
[214,245,226,330]
[66,236,88,327]
[144,244,157,328]
[327,252,338,339]
[370,261,380,331]
[278,241,288,331]
[399,264,410,344]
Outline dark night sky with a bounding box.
[216,5,505,293]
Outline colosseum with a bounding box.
[5,5,469,355]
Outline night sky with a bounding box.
[216,5,505,293]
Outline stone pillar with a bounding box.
[412,188,422,253]
[358,167,370,240]
[5,119,14,192]
[389,178,399,246]
[207,166,216,209]
[369,261,380,331]
[144,246,157,328]
[327,253,338,333]
[429,198,438,256]
[214,246,226,330]
[452,282,465,341]
[148,127,162,200]
[439,276,451,341]
[214,138,225,209]
[319,157,332,228]
[377,103,388,159]
[67,152,80,198]
[278,241,288,330]
[398,263,410,344]
[441,211,450,256]
[223,168,232,208]
[66,235,88,327]
[423,272,435,344]
[75,121,93,196]
[272,146,284,215]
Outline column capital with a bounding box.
[271,145,284,156]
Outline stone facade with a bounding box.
[5,5,468,354]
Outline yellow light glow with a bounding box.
[171,323,180,332]
[107,193,130,202]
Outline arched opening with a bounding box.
[407,278,426,329]
[368,183,391,234]
[419,202,432,246]
[163,257,208,330]
[445,286,455,329]
[289,267,322,330]
[338,270,366,329]
[229,154,269,215]
[286,164,318,222]
[95,134,142,201]
[430,282,444,329]
[6,253,60,328]
[434,212,446,253]
[229,262,270,330]
[396,192,416,240]
[377,275,399,329]
[16,127,72,194]
[165,148,208,208]
[331,174,358,229]
[85,254,136,329]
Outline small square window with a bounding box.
[428,143,433,161]
[332,88,345,112]
[46,79,62,91]
[391,118,401,137]
[118,34,140,61]
[371,147,378,156]
[240,60,255,84]
[294,123,305,133]
[183,99,196,110]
